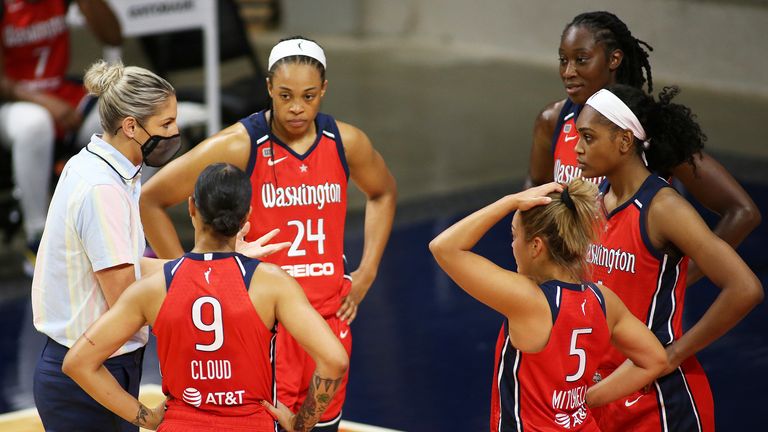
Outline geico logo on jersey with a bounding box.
[554,160,603,185]
[281,262,334,278]
[190,359,232,380]
[587,244,637,274]
[261,182,342,210]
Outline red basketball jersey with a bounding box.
[154,252,276,419]
[490,281,610,431]
[240,111,350,317]
[588,175,689,369]
[0,0,84,105]
[552,99,604,186]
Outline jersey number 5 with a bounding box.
[565,328,593,382]
[192,296,223,352]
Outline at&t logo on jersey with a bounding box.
[261,182,342,210]
[587,244,637,274]
[554,405,588,429]
[182,386,247,407]
[183,387,202,407]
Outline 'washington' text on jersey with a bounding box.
[587,244,637,274]
[261,182,342,210]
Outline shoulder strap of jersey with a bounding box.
[316,112,350,179]
[240,110,271,176]
[634,175,670,207]
[636,175,678,260]
[586,283,607,317]
[598,177,611,195]
[538,281,564,324]
[163,257,186,291]
[233,254,261,291]
[551,99,581,154]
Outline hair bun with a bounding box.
[83,60,125,97]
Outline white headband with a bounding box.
[585,89,647,142]
[268,39,326,71]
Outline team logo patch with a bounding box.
[262,147,272,158]
[183,387,202,407]
[563,124,572,133]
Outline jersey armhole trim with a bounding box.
[539,281,562,324]
[587,283,607,317]
[638,176,674,261]
[239,111,269,176]
[235,254,261,291]
[163,257,185,292]
[325,114,350,180]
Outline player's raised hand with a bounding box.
[512,181,564,211]
[236,222,291,259]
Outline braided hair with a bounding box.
[566,11,654,94]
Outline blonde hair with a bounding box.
[83,60,175,133]
[519,179,603,280]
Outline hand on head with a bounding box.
[514,182,564,211]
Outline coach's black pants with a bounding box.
[33,337,145,432]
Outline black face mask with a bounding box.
[118,123,182,168]
[136,123,182,167]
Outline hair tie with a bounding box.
[561,187,576,211]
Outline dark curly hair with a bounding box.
[193,163,252,237]
[566,11,654,94]
[604,84,706,176]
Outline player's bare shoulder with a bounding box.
[249,261,303,299]
[536,98,568,130]
[335,120,371,155]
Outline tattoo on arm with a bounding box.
[131,403,151,427]
[292,373,342,432]
[83,333,96,346]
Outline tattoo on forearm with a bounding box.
[83,333,96,346]
[293,373,342,432]
[131,403,151,427]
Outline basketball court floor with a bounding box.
[1,37,767,431]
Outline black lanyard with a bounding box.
[85,144,142,182]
